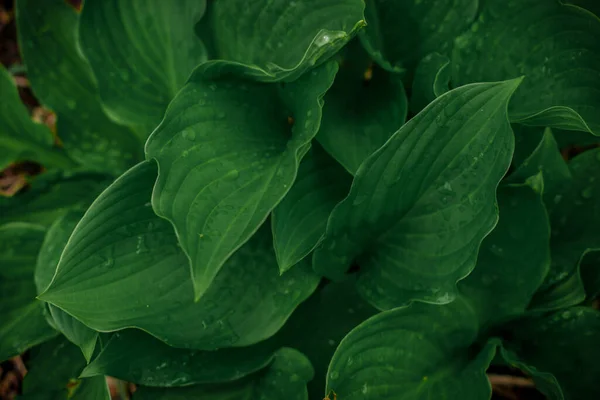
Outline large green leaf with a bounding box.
[313,79,521,309]
[503,307,600,400]
[146,62,336,299]
[0,223,56,362]
[272,145,352,272]
[532,149,600,309]
[360,0,477,72]
[40,161,319,350]
[134,348,313,400]
[316,40,407,175]
[452,0,600,134]
[81,329,277,387]
[0,170,111,228]
[197,0,364,81]
[410,53,451,114]
[0,65,75,170]
[35,210,99,362]
[326,298,497,400]
[16,0,143,173]
[79,0,208,131]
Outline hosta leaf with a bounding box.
[458,179,550,326]
[134,348,313,400]
[316,40,408,174]
[360,0,477,72]
[81,329,277,387]
[0,170,111,227]
[21,335,109,400]
[16,0,143,173]
[40,161,319,350]
[272,145,352,272]
[146,62,336,299]
[509,129,572,206]
[79,0,208,130]
[452,0,600,134]
[0,65,75,170]
[568,0,600,17]
[197,0,365,81]
[35,211,99,362]
[503,307,600,400]
[532,149,600,308]
[0,223,56,362]
[410,53,451,114]
[313,79,521,309]
[326,298,497,400]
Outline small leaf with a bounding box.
[314,79,521,309]
[40,161,319,350]
[452,0,600,134]
[360,0,477,72]
[0,65,75,170]
[16,0,143,173]
[410,52,451,114]
[197,0,365,81]
[146,62,336,299]
[79,0,208,130]
[503,307,600,400]
[326,298,497,400]
[0,223,57,362]
[134,348,313,400]
[272,145,352,273]
[317,40,408,174]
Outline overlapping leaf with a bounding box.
[0,66,74,170]
[314,79,520,309]
[16,0,142,173]
[79,0,208,131]
[197,0,365,81]
[146,62,336,299]
[410,53,451,114]
[40,161,319,349]
[453,0,600,133]
[316,40,408,174]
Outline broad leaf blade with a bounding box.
[146,62,336,299]
[314,79,521,309]
[198,0,365,81]
[40,161,319,350]
[79,0,208,130]
[272,145,352,272]
[316,40,408,174]
[410,53,451,114]
[452,0,600,134]
[16,0,143,173]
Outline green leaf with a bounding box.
[0,65,75,170]
[316,40,408,174]
[79,0,208,130]
[509,129,572,206]
[410,53,451,114]
[326,298,497,400]
[16,0,143,174]
[503,307,600,400]
[35,211,99,362]
[567,0,600,18]
[531,149,600,309]
[0,170,111,228]
[134,348,313,400]
[580,252,600,299]
[272,145,352,272]
[146,62,336,299]
[452,0,600,134]
[360,0,477,72]
[313,79,521,310]
[0,223,56,362]
[81,329,277,387]
[40,161,319,350]
[197,0,365,81]
[458,179,550,326]
[72,376,111,400]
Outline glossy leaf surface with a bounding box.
[314,80,520,309]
